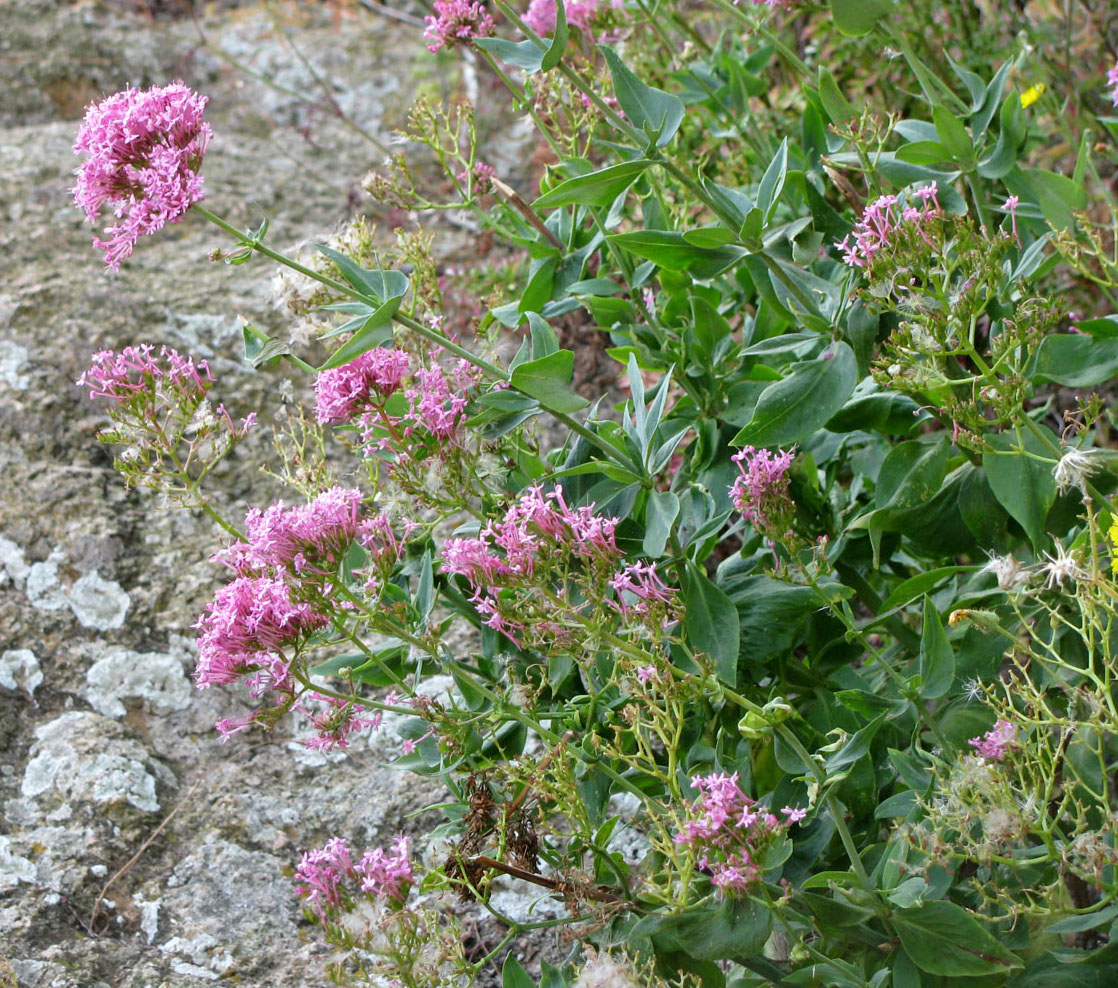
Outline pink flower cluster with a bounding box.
[836,183,941,268]
[423,0,495,52]
[674,772,805,895]
[315,349,410,425]
[72,82,212,269]
[523,0,620,34]
[442,484,622,643]
[969,719,1018,761]
[303,694,380,752]
[406,361,476,441]
[609,561,678,623]
[1108,59,1118,107]
[79,344,211,403]
[295,835,414,923]
[214,487,364,577]
[730,445,794,533]
[455,161,497,194]
[194,575,327,691]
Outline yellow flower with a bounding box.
[1021,83,1046,109]
[1109,517,1118,575]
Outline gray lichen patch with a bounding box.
[19,712,175,815]
[82,643,193,718]
[0,648,42,697]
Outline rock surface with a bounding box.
[0,3,548,985]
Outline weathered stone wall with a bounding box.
[0,4,547,984]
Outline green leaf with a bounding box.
[723,574,853,666]
[474,37,551,72]
[818,67,856,122]
[1045,905,1118,934]
[824,712,888,772]
[879,566,971,612]
[644,490,680,558]
[893,900,1023,976]
[757,138,789,222]
[534,160,652,209]
[313,250,408,370]
[318,327,396,371]
[825,382,921,434]
[984,429,1057,549]
[608,230,747,279]
[1034,333,1118,387]
[314,244,409,304]
[830,0,892,36]
[475,0,566,76]
[876,437,949,511]
[933,105,975,166]
[634,897,771,961]
[977,93,1025,180]
[540,0,568,70]
[684,563,740,686]
[502,954,535,988]
[599,45,685,146]
[510,350,589,413]
[415,549,434,628]
[1019,167,1088,230]
[918,595,955,699]
[731,342,858,447]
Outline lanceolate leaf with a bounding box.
[534,160,652,209]
[917,595,955,699]
[608,230,747,279]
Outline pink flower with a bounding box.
[423,0,495,52]
[407,362,473,439]
[193,576,327,690]
[315,349,411,425]
[72,82,212,269]
[78,344,211,403]
[969,719,1018,761]
[609,561,678,621]
[295,837,357,920]
[302,693,380,751]
[1108,59,1118,107]
[1003,194,1020,245]
[358,836,413,900]
[674,772,798,896]
[836,184,939,268]
[214,487,364,577]
[729,445,794,533]
[524,0,622,34]
[523,0,557,34]
[455,161,496,194]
